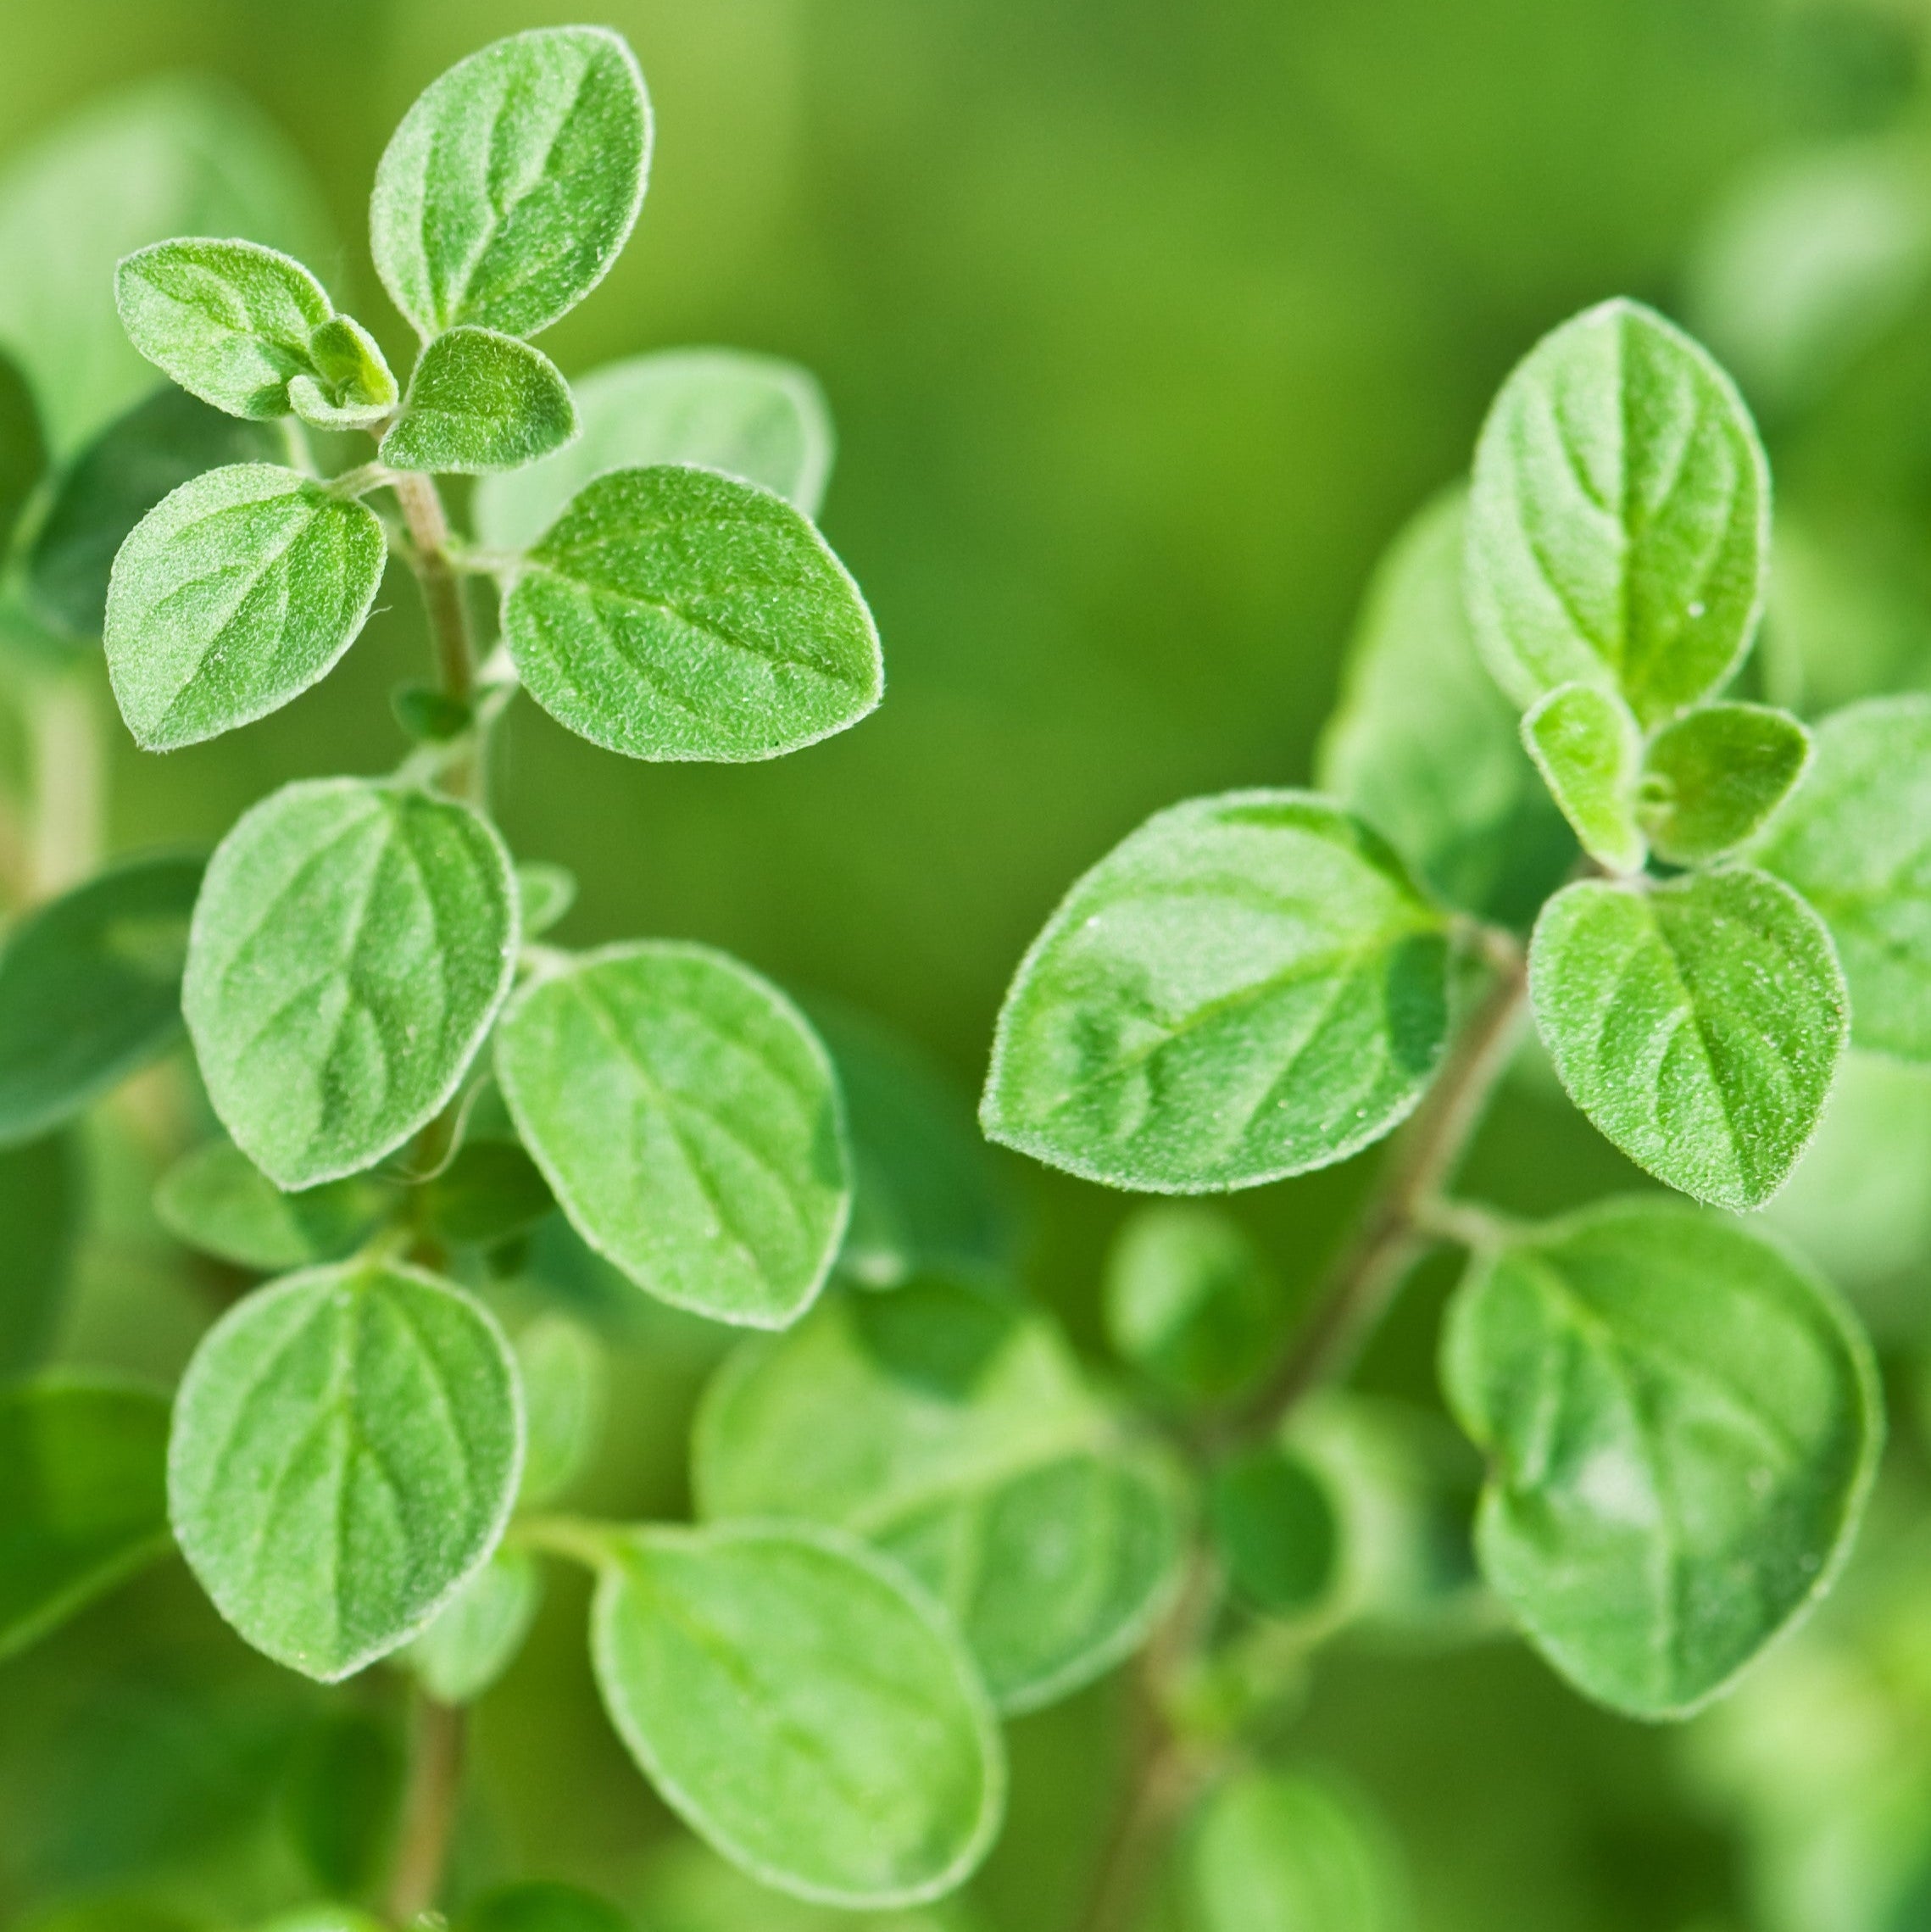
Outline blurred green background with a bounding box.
[9,1,1931,1929]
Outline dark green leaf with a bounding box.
[380,327,577,475]
[1209,1446,1341,1618]
[0,345,47,559]
[1520,682,1645,873]
[403,1545,543,1705]
[420,1138,555,1248]
[391,682,473,743]
[279,1709,403,1901]
[1639,702,1811,865]
[153,1138,394,1272]
[0,1131,77,1372]
[463,1883,631,1932]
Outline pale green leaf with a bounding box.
[289,315,398,432]
[380,326,577,475]
[1208,1445,1341,1619]
[0,346,47,559]
[982,791,1451,1193]
[0,851,202,1142]
[153,1138,394,1272]
[1521,682,1645,873]
[167,1260,523,1680]
[1639,701,1811,866]
[475,347,835,553]
[1442,1197,1881,1718]
[0,1133,76,1373]
[496,943,849,1328]
[1756,694,1931,1061]
[0,1377,173,1660]
[502,464,882,762]
[590,1520,1003,1907]
[1529,868,1846,1209]
[371,27,650,342]
[515,860,576,938]
[463,1883,630,1932]
[1466,298,1769,726]
[515,1313,606,1506]
[403,1545,543,1705]
[184,778,518,1189]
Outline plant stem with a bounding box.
[385,1692,466,1926]
[26,663,104,898]
[392,470,484,806]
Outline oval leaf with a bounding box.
[371,27,649,342]
[105,463,387,749]
[1640,701,1811,866]
[1442,1198,1881,1718]
[514,1314,606,1506]
[291,315,398,431]
[1466,298,1769,727]
[167,1260,523,1681]
[1521,682,1645,873]
[185,778,518,1189]
[380,326,577,476]
[153,1138,394,1272]
[403,1545,543,1706]
[1529,868,1846,1209]
[1208,1445,1342,1619]
[982,791,1451,1192]
[502,464,882,762]
[590,1520,1003,1907]
[496,943,849,1328]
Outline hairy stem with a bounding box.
[392,470,484,806]
[385,1692,466,1925]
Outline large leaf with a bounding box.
[379,326,577,475]
[502,464,882,762]
[982,791,1450,1192]
[496,944,849,1329]
[153,1139,395,1272]
[1639,702,1810,866]
[474,347,835,552]
[370,27,650,342]
[0,851,203,1143]
[1442,1198,1881,1718]
[0,1133,77,1373]
[0,346,47,558]
[105,463,387,749]
[167,1261,523,1681]
[1529,868,1846,1209]
[1466,298,1769,726]
[0,1378,173,1660]
[1756,694,1931,1061]
[184,779,517,1189]
[590,1520,1003,1907]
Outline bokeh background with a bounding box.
[8,2,1931,1929]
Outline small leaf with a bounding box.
[167,1260,523,1681]
[515,860,576,938]
[290,316,398,432]
[0,1377,173,1660]
[982,791,1451,1193]
[403,1545,543,1706]
[371,27,650,342]
[475,347,835,552]
[279,1709,404,1900]
[0,346,47,558]
[1639,702,1811,865]
[114,238,331,419]
[27,386,283,638]
[184,778,518,1190]
[503,465,882,762]
[1466,298,1769,726]
[590,1520,1003,1907]
[0,850,203,1143]
[0,1133,77,1373]
[391,682,473,743]
[153,1138,394,1272]
[462,1883,631,1932]
[1104,1204,1288,1404]
[1442,1197,1882,1718]
[515,1313,606,1506]
[1756,693,1931,1061]
[105,462,387,749]
[1209,1445,1341,1619]
[1521,682,1645,873]
[419,1138,555,1248]
[1530,869,1846,1209]
[380,327,576,475]
[496,943,849,1328]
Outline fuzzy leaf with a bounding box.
[1466,298,1769,727]
[1639,701,1811,865]
[184,778,518,1189]
[153,1138,395,1272]
[289,315,398,432]
[0,347,47,558]
[403,1546,543,1705]
[370,27,649,342]
[982,791,1451,1193]
[167,1261,523,1680]
[380,326,576,475]
[1521,682,1645,873]
[1530,869,1845,1208]
[1443,1198,1881,1718]
[0,1133,77,1374]
[502,464,882,762]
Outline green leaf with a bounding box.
[279,1709,404,1900]
[256,1912,387,1932]
[380,327,577,476]
[1756,694,1931,1061]
[27,387,284,638]
[184,778,518,1190]
[502,465,882,763]
[403,1545,543,1705]
[1521,682,1645,874]
[515,1313,606,1506]
[462,1883,631,1932]
[590,1520,1003,1907]
[1316,487,1573,924]
[1529,868,1846,1209]
[0,1133,77,1373]
[291,315,399,432]
[104,462,387,750]
[0,1377,173,1660]
[153,1138,395,1272]
[1187,1768,1409,1932]
[1209,1445,1341,1619]
[0,346,47,559]
[370,27,650,342]
[167,1260,523,1681]
[1441,1197,1882,1718]
[1466,298,1769,727]
[632,1840,975,1932]
[1104,1204,1288,1404]
[495,943,849,1328]
[982,791,1451,1193]
[419,1138,556,1248]
[0,850,203,1142]
[474,348,835,553]
[515,860,577,938]
[1639,702,1811,866]
[391,682,473,744]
